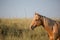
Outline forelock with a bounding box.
[35,13,43,18]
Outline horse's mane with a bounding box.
[35,13,56,22]
[35,12,60,23]
[35,13,43,17]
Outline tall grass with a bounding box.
[0,18,49,40]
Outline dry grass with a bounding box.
[0,18,59,40]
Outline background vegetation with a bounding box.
[0,18,59,40]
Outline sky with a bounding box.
[0,0,60,18]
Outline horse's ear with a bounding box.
[35,12,43,18]
[35,12,39,15]
[35,12,37,15]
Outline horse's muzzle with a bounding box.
[31,25,37,30]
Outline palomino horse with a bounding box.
[30,12,60,40]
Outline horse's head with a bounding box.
[30,13,43,30]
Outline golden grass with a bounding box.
[0,18,59,40]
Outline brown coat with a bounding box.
[30,13,60,40]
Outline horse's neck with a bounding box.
[42,16,56,31]
[42,17,51,28]
[42,17,52,33]
[41,16,47,27]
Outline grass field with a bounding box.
[0,18,59,40]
